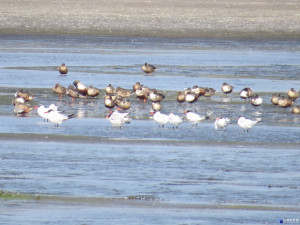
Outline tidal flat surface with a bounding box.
[0,35,300,224]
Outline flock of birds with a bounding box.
[11,63,300,132]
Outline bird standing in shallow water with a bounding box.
[151,111,169,128]
[214,117,230,131]
[141,62,157,75]
[237,116,261,132]
[45,109,76,127]
[168,113,183,128]
[57,63,68,75]
[221,83,233,95]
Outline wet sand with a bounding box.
[1,0,299,39]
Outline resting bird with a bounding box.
[45,109,76,127]
[107,110,131,128]
[57,63,68,75]
[214,117,230,131]
[237,116,261,132]
[184,110,207,127]
[141,62,157,75]
[152,111,169,128]
[168,113,183,128]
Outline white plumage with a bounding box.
[168,113,183,128]
[238,116,260,131]
[214,117,230,131]
[108,110,131,127]
[184,110,206,126]
[46,109,75,126]
[153,111,169,127]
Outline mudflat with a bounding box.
[0,0,299,39]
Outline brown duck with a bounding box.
[149,89,165,102]
[240,87,254,99]
[271,93,280,105]
[292,105,300,114]
[104,94,116,109]
[73,80,88,97]
[15,89,33,101]
[176,91,185,103]
[133,82,142,92]
[135,87,149,103]
[278,96,294,108]
[204,88,216,98]
[52,83,67,99]
[14,103,34,115]
[152,102,161,112]
[287,88,299,100]
[105,84,115,95]
[87,86,100,98]
[116,98,131,110]
[57,63,68,75]
[221,83,234,95]
[141,62,157,75]
[115,87,133,98]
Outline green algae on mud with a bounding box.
[1,190,300,212]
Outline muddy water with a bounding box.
[0,35,300,224]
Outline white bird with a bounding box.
[108,110,131,128]
[36,104,59,121]
[152,111,169,127]
[168,113,183,128]
[214,117,230,131]
[237,116,261,132]
[46,109,75,126]
[184,110,207,127]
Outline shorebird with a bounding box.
[168,113,183,128]
[35,104,59,121]
[250,94,263,107]
[152,111,169,127]
[184,110,207,127]
[237,116,260,132]
[214,117,230,131]
[45,109,76,127]
[221,83,233,95]
[141,62,157,75]
[107,110,131,128]
[57,63,68,75]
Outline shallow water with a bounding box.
[0,35,300,224]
